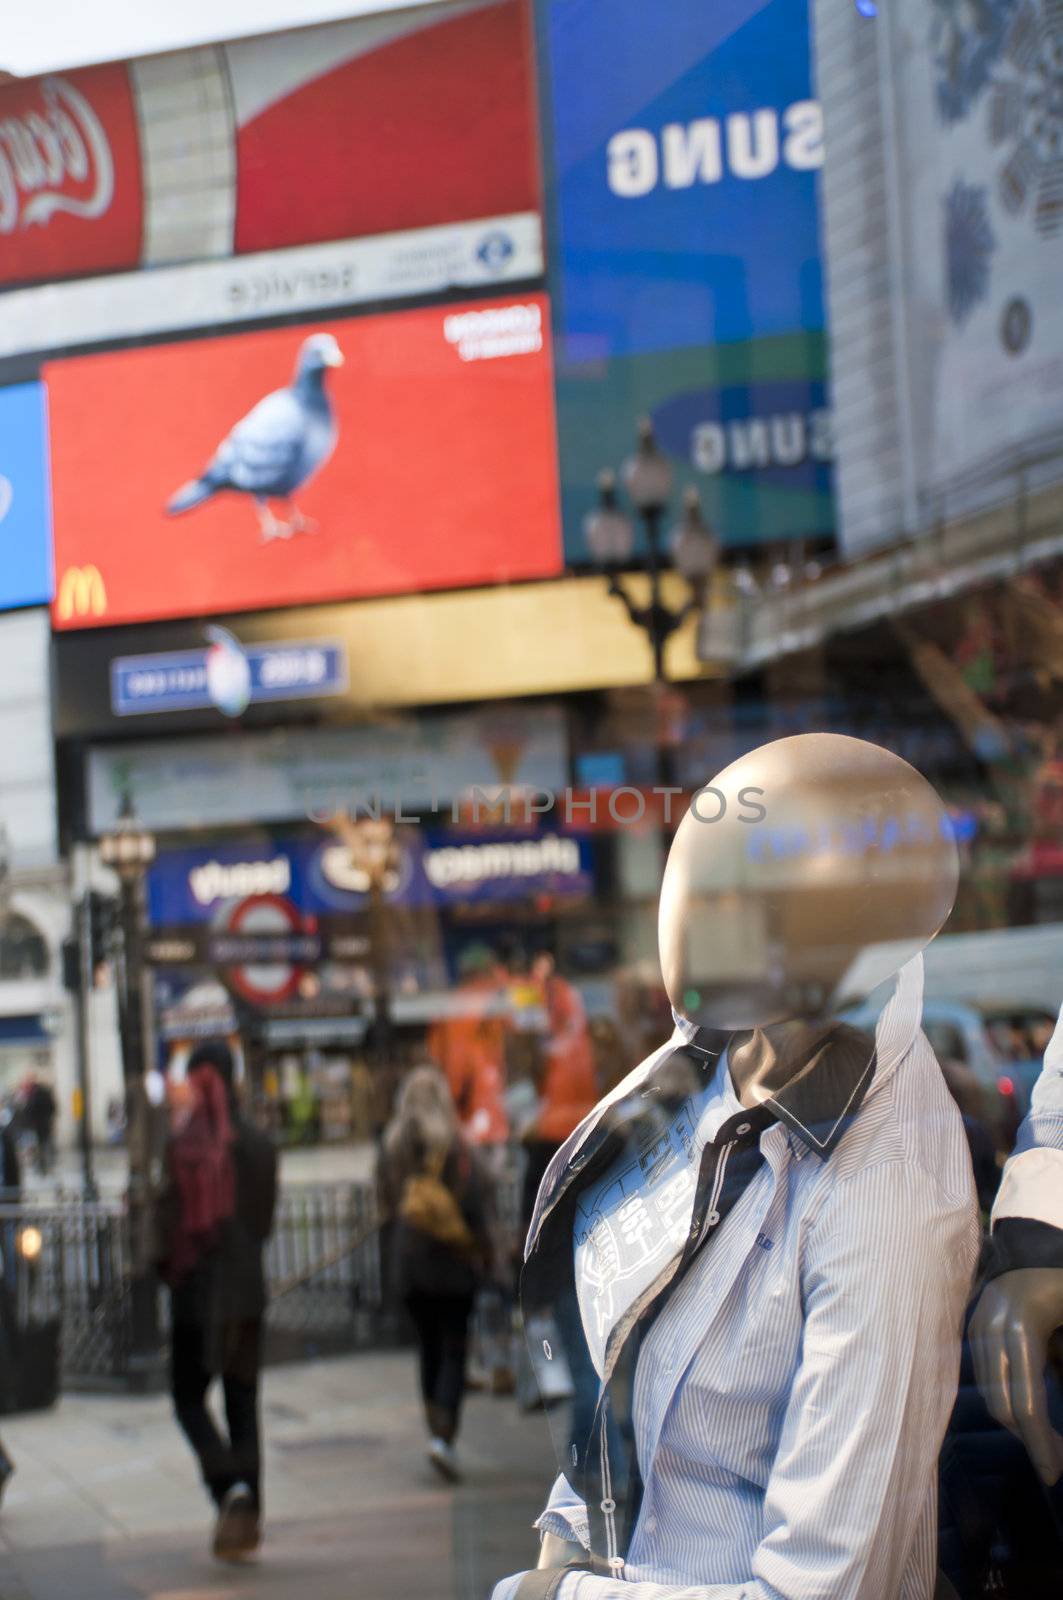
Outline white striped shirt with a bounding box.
[496,957,980,1600]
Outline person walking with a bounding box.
[521,951,599,1231]
[23,1076,56,1177]
[0,1100,21,1506]
[377,1065,497,1482]
[156,1040,277,1562]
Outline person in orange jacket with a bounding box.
[521,950,599,1230]
[427,942,511,1153]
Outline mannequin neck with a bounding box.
[728,1019,841,1110]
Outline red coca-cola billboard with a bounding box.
[0,0,537,303]
[0,62,143,287]
[231,0,539,254]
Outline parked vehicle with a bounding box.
[839,996,1050,1152]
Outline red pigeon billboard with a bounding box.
[47,294,562,629]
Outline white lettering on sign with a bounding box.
[424,833,581,889]
[0,76,114,233]
[443,302,542,362]
[691,408,833,475]
[259,648,329,689]
[606,101,824,197]
[189,856,291,907]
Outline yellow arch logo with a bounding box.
[57,565,107,622]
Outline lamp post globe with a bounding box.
[584,469,635,566]
[669,487,719,585]
[622,416,674,514]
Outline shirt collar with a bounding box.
[675,1011,877,1161]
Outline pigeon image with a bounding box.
[166,332,344,541]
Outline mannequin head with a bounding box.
[660,733,959,1033]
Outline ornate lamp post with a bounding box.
[330,814,402,1080]
[98,793,159,1383]
[585,419,719,683]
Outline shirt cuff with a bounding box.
[535,1511,590,1548]
[992,1147,1063,1231]
[983,1216,1063,1282]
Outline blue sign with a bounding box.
[112,628,348,718]
[535,0,833,551]
[0,382,53,611]
[539,0,824,361]
[147,828,594,928]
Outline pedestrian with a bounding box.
[521,951,599,1230]
[0,1100,20,1506]
[428,942,511,1150]
[22,1076,56,1176]
[377,1064,498,1482]
[428,943,515,1391]
[155,1039,277,1562]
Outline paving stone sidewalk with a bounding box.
[0,1351,557,1600]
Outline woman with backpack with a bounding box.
[378,1065,499,1482]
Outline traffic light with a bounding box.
[61,938,80,992]
[87,890,120,969]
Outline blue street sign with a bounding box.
[111,630,348,718]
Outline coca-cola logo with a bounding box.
[0,75,114,234]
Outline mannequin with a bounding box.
[498,733,975,1599]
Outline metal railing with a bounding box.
[0,1156,525,1394]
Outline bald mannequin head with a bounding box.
[660,733,959,1033]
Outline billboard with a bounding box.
[535,0,832,554]
[147,826,592,927]
[0,0,538,315]
[0,382,54,610]
[85,704,570,833]
[229,0,539,255]
[895,0,1063,511]
[47,295,562,629]
[0,215,543,361]
[0,63,144,288]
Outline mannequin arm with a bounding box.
[969,1003,1063,1483]
[970,1269,1063,1485]
[538,1534,586,1570]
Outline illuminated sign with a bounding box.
[0,63,143,287]
[111,630,348,717]
[47,296,562,629]
[536,0,833,552]
[0,1,535,298]
[0,382,53,612]
[56,564,106,622]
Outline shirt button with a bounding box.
[707,1210,720,1227]
[542,1339,552,1359]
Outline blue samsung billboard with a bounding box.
[535,0,833,553]
[0,382,54,611]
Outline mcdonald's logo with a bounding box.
[56,564,107,622]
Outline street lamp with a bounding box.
[98,797,156,886]
[329,814,402,1085]
[587,418,718,683]
[98,793,159,1385]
